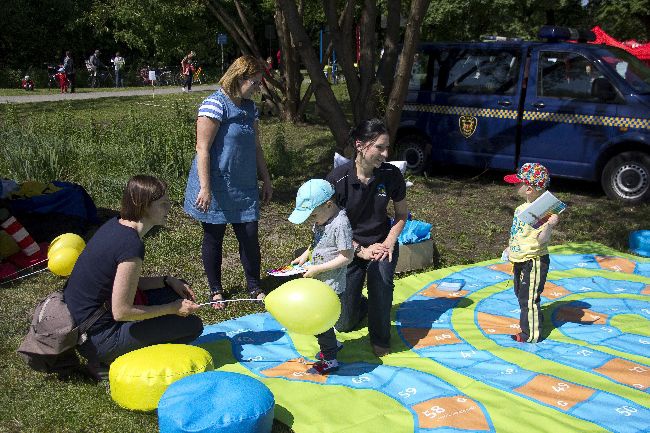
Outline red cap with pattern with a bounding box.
[504,163,550,191]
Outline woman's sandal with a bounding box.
[249,288,266,301]
[211,289,227,309]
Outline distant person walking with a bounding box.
[181,51,195,92]
[89,49,105,88]
[111,52,125,87]
[63,51,75,93]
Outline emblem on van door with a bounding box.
[459,115,477,138]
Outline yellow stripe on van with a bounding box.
[402,104,650,130]
[522,111,650,129]
[403,104,518,119]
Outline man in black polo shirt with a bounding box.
[326,119,408,357]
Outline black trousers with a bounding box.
[316,327,338,360]
[201,221,261,294]
[513,254,550,343]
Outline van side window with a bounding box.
[537,51,618,102]
[440,50,519,95]
[409,53,432,91]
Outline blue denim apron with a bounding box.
[184,91,259,224]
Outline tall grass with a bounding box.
[0,96,334,205]
[0,98,198,205]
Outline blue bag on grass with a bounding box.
[398,219,432,245]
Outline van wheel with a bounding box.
[601,151,650,204]
[397,135,429,174]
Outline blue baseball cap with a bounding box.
[288,179,335,224]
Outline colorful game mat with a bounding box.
[195,242,650,433]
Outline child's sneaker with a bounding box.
[309,359,339,375]
[510,333,526,343]
[315,341,343,361]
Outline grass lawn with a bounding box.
[0,87,648,432]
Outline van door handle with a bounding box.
[533,102,545,109]
[497,100,511,107]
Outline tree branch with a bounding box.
[277,0,350,149]
[204,0,254,55]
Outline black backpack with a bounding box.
[17,290,106,377]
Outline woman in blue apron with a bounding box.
[184,55,272,308]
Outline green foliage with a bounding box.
[587,0,650,41]
[0,0,94,73]
[421,0,589,41]
[85,0,209,65]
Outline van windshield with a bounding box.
[600,46,650,94]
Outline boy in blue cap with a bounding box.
[289,179,353,374]
[503,163,560,343]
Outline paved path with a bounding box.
[0,84,218,104]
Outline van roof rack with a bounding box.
[538,26,595,43]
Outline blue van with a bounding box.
[397,26,650,204]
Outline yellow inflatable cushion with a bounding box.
[109,344,213,411]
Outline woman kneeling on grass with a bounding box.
[64,175,203,379]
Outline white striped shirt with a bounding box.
[198,94,225,121]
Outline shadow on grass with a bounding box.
[394,297,474,347]
[273,407,295,432]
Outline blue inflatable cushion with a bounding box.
[158,371,275,433]
[629,230,650,258]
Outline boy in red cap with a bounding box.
[503,163,559,343]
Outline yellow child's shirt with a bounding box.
[508,202,549,262]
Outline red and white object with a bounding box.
[1,216,41,257]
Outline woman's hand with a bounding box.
[175,299,200,317]
[167,276,196,301]
[364,242,391,261]
[195,187,211,212]
[379,240,396,262]
[260,179,273,205]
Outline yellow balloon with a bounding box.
[48,233,85,260]
[48,246,81,277]
[264,278,341,335]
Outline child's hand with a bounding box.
[291,248,310,265]
[302,264,322,278]
[547,214,559,227]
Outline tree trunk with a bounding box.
[275,5,303,122]
[277,0,350,151]
[377,0,401,98]
[324,0,359,115]
[203,0,306,123]
[384,0,431,145]
[356,0,379,122]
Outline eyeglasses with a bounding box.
[248,79,262,86]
